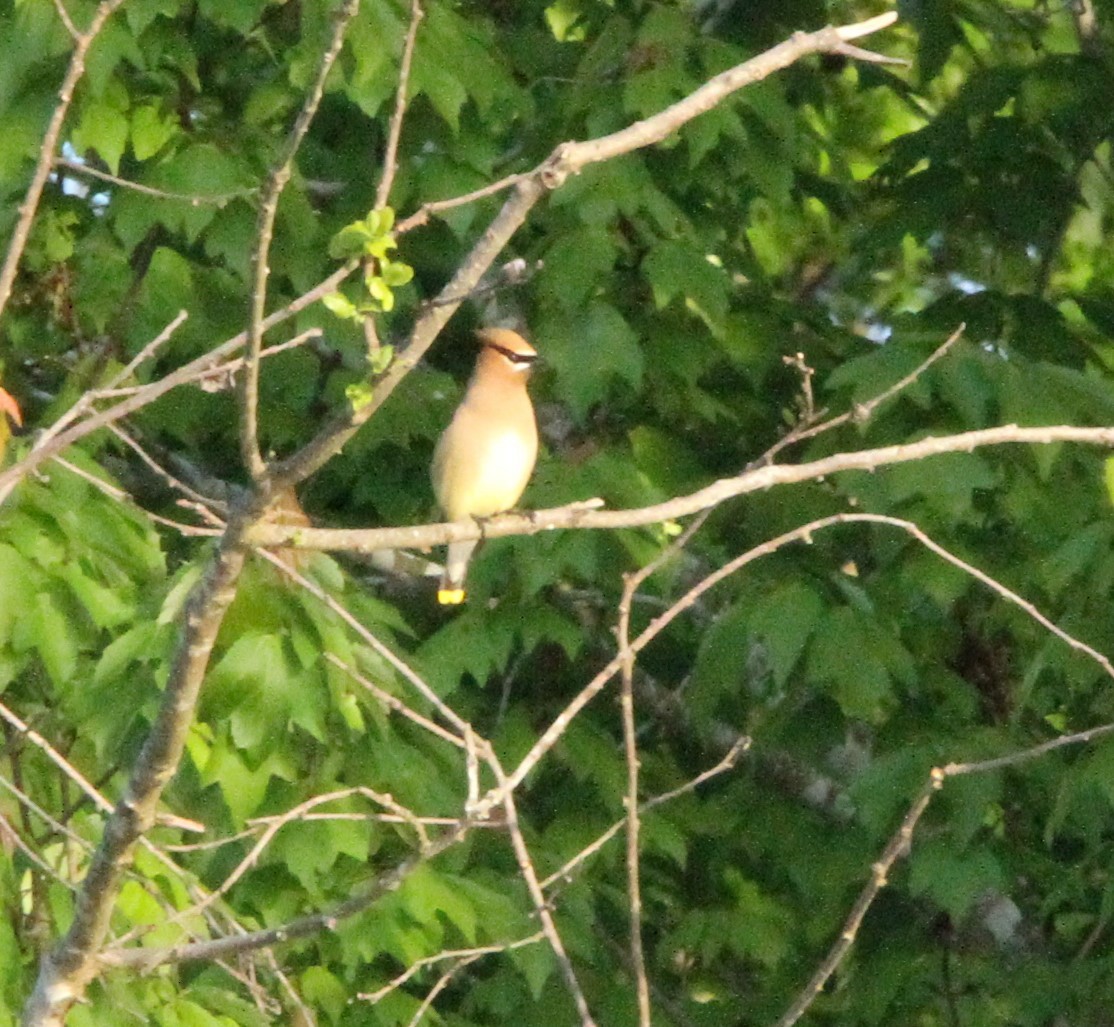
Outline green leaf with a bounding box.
[327,223,374,260]
[908,839,1005,921]
[380,259,413,287]
[370,344,394,376]
[325,222,372,260]
[806,607,908,722]
[540,301,643,420]
[366,276,395,311]
[345,381,374,412]
[322,291,358,320]
[24,591,79,687]
[195,0,270,34]
[130,103,178,161]
[751,581,826,688]
[71,79,130,174]
[300,967,347,1024]
[643,240,730,332]
[538,225,616,311]
[400,866,479,944]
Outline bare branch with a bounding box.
[774,770,945,1027]
[489,757,597,1027]
[257,550,472,739]
[22,541,248,1024]
[613,514,707,1027]
[51,0,79,40]
[0,266,350,501]
[777,706,1114,1026]
[396,173,528,234]
[0,701,113,819]
[323,653,466,751]
[541,738,749,891]
[264,11,900,494]
[109,426,227,516]
[241,0,361,482]
[0,0,127,324]
[54,158,253,206]
[775,323,967,455]
[123,786,430,948]
[473,504,1114,817]
[943,721,1114,777]
[100,821,471,970]
[375,0,424,209]
[249,423,1114,555]
[50,457,220,537]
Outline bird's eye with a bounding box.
[492,344,537,366]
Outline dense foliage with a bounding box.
[3,0,1114,1024]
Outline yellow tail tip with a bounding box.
[438,588,466,605]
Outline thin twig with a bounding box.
[51,457,220,537]
[489,756,597,1027]
[472,500,1114,818]
[775,710,1114,1027]
[396,173,528,233]
[109,426,226,515]
[54,158,253,206]
[241,0,360,482]
[613,516,711,1026]
[0,266,350,502]
[942,721,1114,777]
[0,701,113,818]
[0,311,189,509]
[257,550,472,739]
[762,323,966,465]
[51,0,79,39]
[113,786,429,947]
[0,809,76,888]
[0,0,127,324]
[541,738,750,890]
[100,329,323,402]
[324,653,466,750]
[774,770,945,1027]
[101,821,472,969]
[406,955,482,1027]
[375,0,423,209]
[359,931,546,1004]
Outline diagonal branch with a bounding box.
[0,0,127,324]
[263,11,899,494]
[0,262,353,502]
[240,0,361,482]
[21,536,248,1027]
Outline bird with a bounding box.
[431,328,539,604]
[0,386,21,461]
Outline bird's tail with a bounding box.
[438,538,478,605]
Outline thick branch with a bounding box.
[21,535,248,1026]
[249,423,1114,553]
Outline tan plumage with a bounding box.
[0,387,21,462]
[431,328,539,604]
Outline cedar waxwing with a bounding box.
[431,328,539,604]
[0,387,21,462]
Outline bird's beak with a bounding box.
[0,388,21,427]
